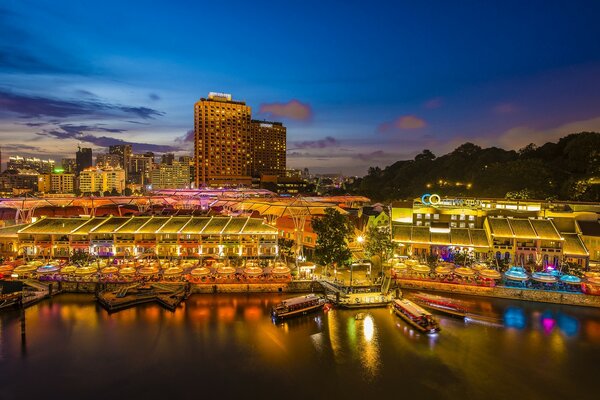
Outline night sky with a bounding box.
[2,0,600,175]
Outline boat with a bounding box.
[412,292,467,318]
[0,291,22,309]
[337,292,392,309]
[271,294,326,320]
[391,298,440,334]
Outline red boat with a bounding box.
[412,292,468,319]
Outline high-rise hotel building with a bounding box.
[194,92,287,187]
[250,120,286,177]
[194,92,252,187]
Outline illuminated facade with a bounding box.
[1,216,278,259]
[391,196,595,267]
[79,167,125,194]
[250,120,286,177]
[194,93,252,187]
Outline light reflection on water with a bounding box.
[0,293,599,399]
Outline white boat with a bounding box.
[392,298,441,334]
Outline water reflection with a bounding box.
[0,293,599,399]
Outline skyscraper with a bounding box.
[194,92,252,187]
[75,146,92,175]
[109,145,132,170]
[250,120,286,177]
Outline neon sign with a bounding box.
[421,193,441,205]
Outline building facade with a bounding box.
[250,120,286,177]
[194,92,253,187]
[150,161,191,189]
[76,147,93,175]
[6,156,55,174]
[4,216,278,259]
[78,167,125,194]
[391,196,595,268]
[50,173,75,194]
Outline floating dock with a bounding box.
[97,282,190,312]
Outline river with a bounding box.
[1,292,599,400]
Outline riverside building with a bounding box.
[0,215,278,259]
[391,196,597,268]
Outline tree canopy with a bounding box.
[349,132,600,202]
[312,208,354,268]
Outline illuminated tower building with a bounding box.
[250,120,286,177]
[194,92,252,187]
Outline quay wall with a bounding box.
[55,280,320,294]
[396,279,600,308]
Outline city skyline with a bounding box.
[2,1,600,175]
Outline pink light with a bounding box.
[542,317,555,334]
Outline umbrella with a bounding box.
[101,266,119,275]
[0,265,14,274]
[191,267,211,277]
[27,261,43,267]
[393,263,407,272]
[60,265,77,275]
[14,264,38,274]
[119,267,136,276]
[217,265,236,275]
[560,275,582,285]
[272,265,291,275]
[411,264,430,274]
[36,265,60,274]
[454,267,476,277]
[163,266,184,277]
[504,267,529,281]
[531,272,557,283]
[244,266,263,276]
[479,269,502,280]
[75,266,98,276]
[435,265,453,275]
[587,277,600,285]
[138,266,159,276]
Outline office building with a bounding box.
[6,156,55,174]
[150,161,191,189]
[96,153,122,169]
[78,167,125,194]
[61,158,77,174]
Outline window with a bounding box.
[459,222,466,228]
[416,221,423,226]
[460,214,466,220]
[468,223,475,229]
[450,222,457,228]
[468,215,475,221]
[416,214,422,219]
[433,214,440,220]
[451,215,457,220]
[425,213,431,219]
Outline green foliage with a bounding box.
[347,132,600,202]
[278,238,295,262]
[312,208,353,268]
[70,249,89,267]
[364,226,397,268]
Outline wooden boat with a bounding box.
[392,298,440,334]
[412,292,467,318]
[271,294,326,320]
[338,292,392,309]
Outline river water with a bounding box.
[1,292,599,400]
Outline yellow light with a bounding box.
[357,235,364,243]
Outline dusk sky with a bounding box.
[2,0,600,175]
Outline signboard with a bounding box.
[420,194,482,208]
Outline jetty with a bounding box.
[97,282,190,312]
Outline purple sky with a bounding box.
[2,1,600,175]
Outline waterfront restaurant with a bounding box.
[391,196,593,267]
[0,215,279,259]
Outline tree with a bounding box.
[364,226,397,278]
[278,238,295,263]
[70,249,90,267]
[312,208,353,272]
[123,187,133,196]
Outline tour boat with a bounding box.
[271,294,326,320]
[337,292,393,309]
[412,292,468,319]
[392,298,441,334]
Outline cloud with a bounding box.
[149,93,160,101]
[424,97,443,109]
[289,136,339,150]
[175,129,194,143]
[0,89,164,120]
[258,99,312,121]
[378,115,427,133]
[37,124,180,153]
[493,103,517,114]
[356,150,387,162]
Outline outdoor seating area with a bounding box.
[392,259,594,294]
[8,258,293,284]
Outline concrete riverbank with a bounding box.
[396,278,600,308]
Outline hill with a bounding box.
[348,132,600,202]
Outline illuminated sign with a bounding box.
[208,92,232,101]
[420,194,482,208]
[421,193,441,205]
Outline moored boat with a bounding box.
[271,294,326,320]
[392,298,440,334]
[412,292,467,318]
